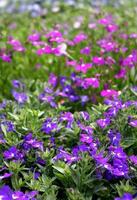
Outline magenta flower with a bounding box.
[1,54,11,62]
[101,89,119,99]
[28,33,40,42]
[73,33,87,44]
[92,56,105,65]
[81,77,99,89]
[80,46,91,55]
[106,24,118,33]
[115,68,127,79]
[75,63,92,73]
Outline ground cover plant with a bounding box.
[0,2,137,200]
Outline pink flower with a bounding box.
[8,39,25,52]
[28,33,40,42]
[75,63,92,73]
[73,33,87,44]
[80,46,91,55]
[92,56,105,65]
[1,54,11,62]
[101,89,119,98]
[105,24,118,33]
[115,68,127,79]
[81,78,100,89]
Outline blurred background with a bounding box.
[0,0,137,16]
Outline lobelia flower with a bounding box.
[42,118,57,134]
[80,134,93,144]
[0,134,5,144]
[60,112,74,128]
[73,33,87,44]
[108,130,121,146]
[104,107,118,118]
[75,62,92,74]
[98,17,113,25]
[8,38,25,52]
[80,46,91,55]
[81,77,99,89]
[12,90,28,104]
[129,155,137,165]
[101,89,119,99]
[92,56,105,65]
[48,73,58,88]
[28,33,40,42]
[115,68,127,79]
[0,185,13,199]
[1,120,15,132]
[105,23,118,33]
[12,80,24,89]
[54,149,79,165]
[1,54,11,62]
[78,123,93,135]
[80,111,90,121]
[129,120,137,127]
[80,95,89,106]
[96,118,110,129]
[115,193,133,200]
[12,190,38,200]
[69,94,80,102]
[36,157,46,166]
[0,172,12,180]
[23,133,43,151]
[3,146,24,161]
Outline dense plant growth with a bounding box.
[0,4,137,200]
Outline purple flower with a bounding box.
[0,185,13,199]
[60,112,74,128]
[73,33,87,44]
[12,91,28,104]
[0,172,12,180]
[48,73,58,88]
[28,33,40,42]
[115,193,133,200]
[81,78,99,89]
[129,155,137,165]
[92,56,105,65]
[129,120,137,127]
[0,134,5,144]
[96,118,110,129]
[3,146,24,161]
[54,149,78,165]
[12,80,23,89]
[1,121,15,132]
[80,111,90,121]
[1,54,11,62]
[80,46,91,55]
[12,190,38,200]
[42,118,57,134]
[108,130,121,146]
[80,134,92,144]
[101,89,119,99]
[75,63,92,74]
[23,133,43,151]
